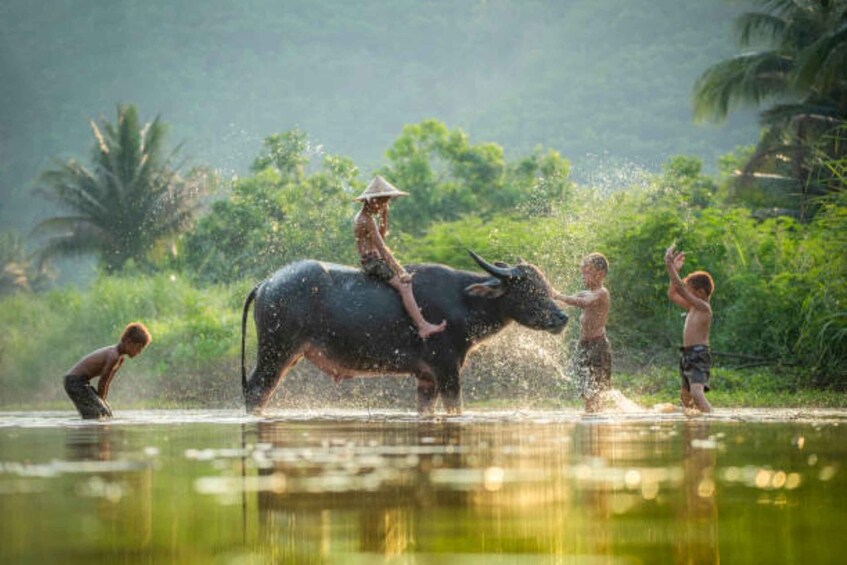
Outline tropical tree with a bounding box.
[33,104,204,272]
[693,0,847,217]
[181,131,360,284]
[381,119,572,235]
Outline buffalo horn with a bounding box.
[468,249,516,279]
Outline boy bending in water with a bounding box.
[553,253,611,412]
[63,322,151,420]
[354,175,446,339]
[665,244,713,413]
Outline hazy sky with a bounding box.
[1,0,758,231]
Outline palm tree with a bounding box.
[34,104,202,272]
[0,231,53,294]
[693,0,847,216]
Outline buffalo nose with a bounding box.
[555,309,568,325]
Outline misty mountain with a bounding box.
[0,0,758,231]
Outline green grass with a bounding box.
[616,366,847,409]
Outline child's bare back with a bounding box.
[67,346,123,381]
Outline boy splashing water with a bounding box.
[553,253,612,412]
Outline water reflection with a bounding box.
[247,420,471,559]
[2,410,844,563]
[230,418,737,561]
[63,426,154,551]
[676,421,719,564]
[234,421,626,560]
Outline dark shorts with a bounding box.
[361,256,396,283]
[576,335,612,400]
[64,375,112,420]
[679,345,711,392]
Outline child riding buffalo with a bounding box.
[354,176,446,339]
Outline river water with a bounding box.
[0,408,844,564]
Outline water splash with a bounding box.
[571,153,655,196]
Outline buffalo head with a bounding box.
[466,250,568,333]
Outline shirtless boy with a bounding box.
[553,253,611,412]
[63,322,151,419]
[665,244,714,413]
[354,175,446,339]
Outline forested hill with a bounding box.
[0,0,758,230]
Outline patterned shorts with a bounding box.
[64,374,112,420]
[361,256,395,282]
[576,336,612,400]
[679,345,712,392]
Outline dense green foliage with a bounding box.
[0,272,249,406]
[379,120,572,235]
[2,121,843,407]
[179,131,360,284]
[2,1,845,409]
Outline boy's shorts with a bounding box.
[576,335,612,400]
[64,375,112,420]
[679,345,712,392]
[361,255,396,282]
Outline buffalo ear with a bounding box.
[465,279,505,298]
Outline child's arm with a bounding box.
[379,209,389,239]
[667,278,692,309]
[665,246,692,309]
[665,247,710,312]
[96,353,123,400]
[554,289,602,309]
[365,214,408,279]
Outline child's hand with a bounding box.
[664,245,685,271]
[664,245,676,266]
[399,272,413,283]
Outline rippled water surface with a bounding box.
[1,408,845,563]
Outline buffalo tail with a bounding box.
[241,285,259,394]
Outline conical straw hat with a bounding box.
[355,175,409,201]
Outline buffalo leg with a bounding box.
[244,340,302,414]
[437,370,463,415]
[415,375,438,415]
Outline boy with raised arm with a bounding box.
[63,322,151,420]
[665,244,714,413]
[354,175,446,339]
[553,253,611,413]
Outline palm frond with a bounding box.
[794,24,847,92]
[736,12,787,47]
[30,215,95,237]
[760,100,843,128]
[37,161,110,220]
[693,51,792,122]
[36,221,107,258]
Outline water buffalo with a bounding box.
[241,250,568,414]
